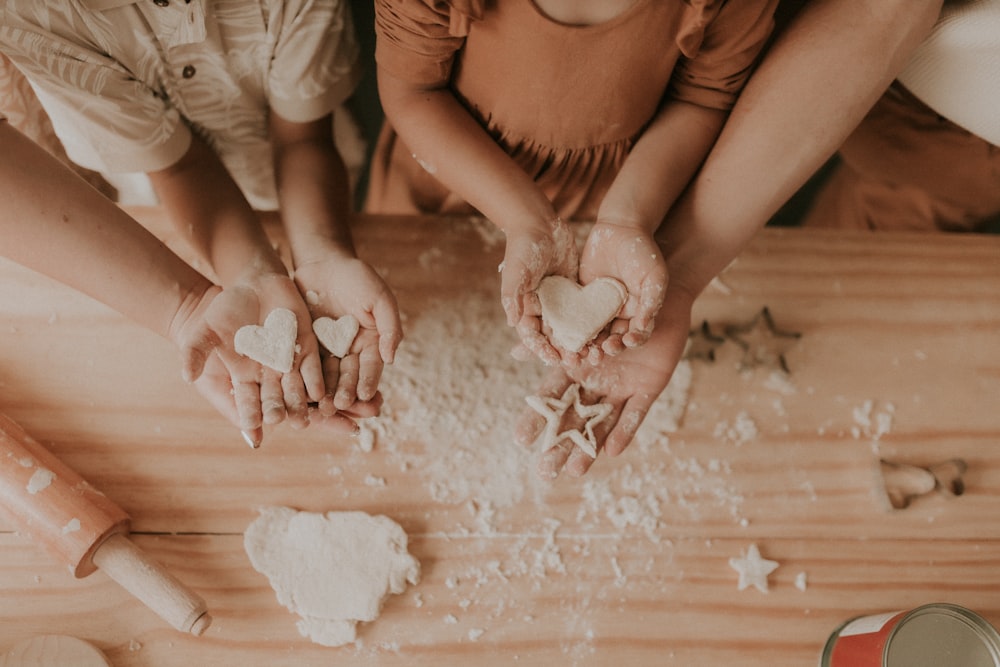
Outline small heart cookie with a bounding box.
[313,315,360,358]
[234,308,298,373]
[537,276,627,353]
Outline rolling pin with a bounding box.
[0,413,211,635]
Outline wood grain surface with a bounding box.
[2,210,1000,666]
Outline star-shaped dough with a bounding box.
[525,383,613,459]
[683,319,727,362]
[724,307,802,373]
[729,543,779,593]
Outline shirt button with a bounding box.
[153,0,169,6]
[182,65,196,79]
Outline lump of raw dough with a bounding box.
[234,308,298,374]
[243,506,420,647]
[537,275,626,352]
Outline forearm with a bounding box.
[147,134,287,284]
[0,122,214,340]
[270,113,356,268]
[657,0,943,296]
[598,101,726,234]
[378,69,557,232]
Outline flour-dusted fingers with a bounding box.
[516,371,574,447]
[305,406,360,435]
[334,352,360,411]
[339,393,384,419]
[318,353,342,412]
[537,438,575,480]
[298,344,326,403]
[564,403,619,477]
[356,342,384,403]
[372,296,403,364]
[260,371,287,425]
[516,318,561,366]
[280,371,310,430]
[605,391,658,457]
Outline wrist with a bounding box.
[166,280,219,345]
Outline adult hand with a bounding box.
[515,284,693,478]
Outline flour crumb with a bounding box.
[26,467,55,494]
[468,628,485,641]
[795,572,808,592]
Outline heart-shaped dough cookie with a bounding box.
[537,275,627,352]
[234,308,298,373]
[313,315,360,358]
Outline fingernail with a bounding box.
[241,430,261,449]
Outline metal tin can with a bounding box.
[821,603,1000,667]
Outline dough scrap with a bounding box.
[312,315,360,358]
[243,506,420,647]
[537,276,626,352]
[729,543,779,593]
[234,308,297,374]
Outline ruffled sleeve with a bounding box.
[670,0,778,110]
[375,0,482,87]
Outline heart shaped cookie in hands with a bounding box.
[312,315,360,358]
[537,275,627,353]
[234,308,298,373]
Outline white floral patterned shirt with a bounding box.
[0,0,361,209]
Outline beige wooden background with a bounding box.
[2,212,999,666]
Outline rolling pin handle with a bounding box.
[91,533,212,635]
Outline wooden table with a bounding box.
[2,211,1000,666]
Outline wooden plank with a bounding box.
[1,533,999,666]
[3,213,1000,663]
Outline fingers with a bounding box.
[334,352,360,410]
[605,392,657,458]
[356,343,384,402]
[298,346,326,403]
[515,371,573,447]
[516,317,562,366]
[281,371,310,430]
[372,297,403,364]
[259,372,286,425]
[180,340,212,384]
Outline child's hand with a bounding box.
[580,220,667,356]
[502,217,579,365]
[293,255,402,414]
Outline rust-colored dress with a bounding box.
[801,82,1000,232]
[365,0,776,220]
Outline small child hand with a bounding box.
[580,221,667,354]
[501,217,579,362]
[294,255,402,414]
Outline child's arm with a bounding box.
[580,101,728,353]
[518,0,944,477]
[377,70,578,353]
[269,111,401,414]
[146,134,327,431]
[0,120,269,443]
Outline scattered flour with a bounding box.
[374,293,547,509]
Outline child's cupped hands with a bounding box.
[293,254,402,416]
